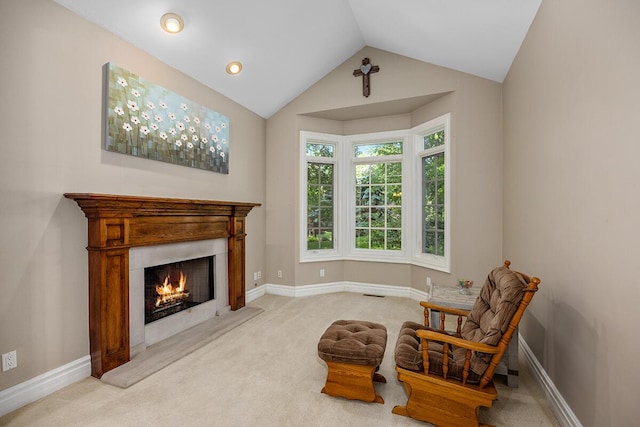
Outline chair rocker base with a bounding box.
[321,361,386,403]
[392,367,498,427]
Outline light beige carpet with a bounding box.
[0,292,561,426]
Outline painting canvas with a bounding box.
[105,63,229,174]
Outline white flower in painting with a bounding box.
[201,137,208,144]
[220,152,225,158]
[141,111,150,120]
[181,134,188,141]
[127,100,139,111]
[140,126,150,135]
[209,146,215,153]
[180,103,188,111]
[212,135,219,143]
[187,142,194,149]
[131,116,140,124]
[114,106,124,116]
[146,101,155,110]
[175,140,182,147]
[159,101,167,109]
[159,132,168,140]
[150,123,159,131]
[122,123,132,131]
[221,122,227,129]
[192,134,199,142]
[168,112,176,120]
[222,139,227,145]
[131,89,141,98]
[204,123,211,130]
[168,128,177,135]
[154,115,163,123]
[193,117,200,124]
[189,126,196,134]
[215,126,221,133]
[176,122,185,131]
[184,116,190,123]
[216,144,222,151]
[117,77,127,87]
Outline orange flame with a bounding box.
[155,271,189,307]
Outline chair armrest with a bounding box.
[415,328,499,354]
[420,301,470,317]
[419,301,470,331]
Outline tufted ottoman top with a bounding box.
[318,320,387,366]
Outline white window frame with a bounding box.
[411,113,451,272]
[299,113,451,271]
[299,131,341,262]
[344,130,409,263]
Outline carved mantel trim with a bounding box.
[65,193,260,378]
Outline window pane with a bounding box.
[355,229,369,248]
[370,163,385,184]
[388,207,401,228]
[354,141,403,157]
[422,152,445,256]
[319,164,333,184]
[355,164,370,184]
[306,143,334,157]
[307,163,319,182]
[424,130,444,150]
[355,208,370,227]
[387,229,402,250]
[371,207,385,227]
[353,157,402,251]
[371,185,385,205]
[371,230,385,249]
[387,184,401,205]
[307,161,334,251]
[356,186,369,206]
[319,185,332,206]
[387,162,402,183]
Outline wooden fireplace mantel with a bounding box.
[65,193,260,378]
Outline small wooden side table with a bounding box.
[427,285,520,387]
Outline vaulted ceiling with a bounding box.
[54,0,541,118]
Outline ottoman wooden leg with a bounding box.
[321,361,384,403]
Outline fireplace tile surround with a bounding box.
[130,239,228,355]
[65,193,260,378]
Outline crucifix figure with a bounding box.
[353,57,380,97]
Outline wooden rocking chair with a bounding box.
[392,261,540,427]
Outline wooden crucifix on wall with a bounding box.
[353,57,380,97]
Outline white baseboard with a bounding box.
[519,336,582,427]
[0,355,91,417]
[246,281,428,303]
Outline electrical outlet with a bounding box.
[320,268,325,277]
[277,270,282,278]
[257,271,262,279]
[2,351,17,371]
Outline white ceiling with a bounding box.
[54,0,541,118]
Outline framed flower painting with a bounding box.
[105,63,230,174]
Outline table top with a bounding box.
[428,284,480,310]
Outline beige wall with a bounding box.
[503,0,640,425]
[266,46,504,292]
[0,0,266,391]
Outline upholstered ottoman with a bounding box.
[317,320,387,403]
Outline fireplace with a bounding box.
[65,193,260,378]
[144,256,214,324]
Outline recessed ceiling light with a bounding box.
[226,61,243,75]
[160,13,184,34]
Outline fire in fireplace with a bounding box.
[144,256,215,324]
